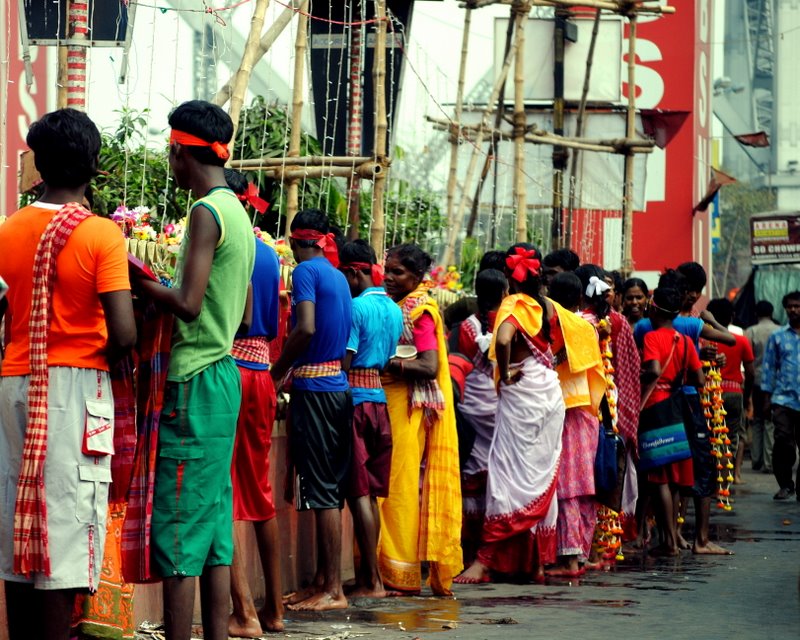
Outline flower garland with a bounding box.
[701,359,734,511]
[430,265,464,292]
[593,317,625,563]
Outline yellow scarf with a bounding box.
[550,300,606,412]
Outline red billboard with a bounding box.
[1,0,50,217]
[569,0,713,282]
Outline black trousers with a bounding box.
[771,404,800,490]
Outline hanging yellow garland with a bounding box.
[593,318,625,562]
[701,359,734,511]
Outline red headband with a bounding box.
[290,229,340,267]
[506,247,541,282]
[237,182,269,214]
[340,261,384,286]
[170,129,230,161]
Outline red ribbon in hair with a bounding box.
[237,182,269,214]
[506,247,541,282]
[340,261,384,286]
[290,229,340,267]
[170,129,230,161]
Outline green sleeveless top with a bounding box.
[167,187,256,382]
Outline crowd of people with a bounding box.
[1,102,799,640]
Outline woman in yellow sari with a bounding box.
[379,244,462,595]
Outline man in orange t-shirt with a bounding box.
[0,109,135,640]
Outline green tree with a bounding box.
[715,181,777,296]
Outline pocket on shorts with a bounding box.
[83,399,115,456]
[154,446,208,512]
[76,464,112,524]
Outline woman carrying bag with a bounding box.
[639,286,705,557]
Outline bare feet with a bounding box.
[228,613,262,639]
[693,541,733,555]
[453,561,490,584]
[257,610,285,633]
[648,544,679,557]
[287,590,348,611]
[733,477,746,485]
[348,585,387,598]
[545,566,585,578]
[283,585,319,605]
[676,533,692,551]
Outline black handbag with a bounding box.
[594,395,627,512]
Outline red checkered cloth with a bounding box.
[121,301,173,584]
[610,310,641,447]
[14,202,92,577]
[348,368,382,389]
[231,336,271,366]
[293,360,341,378]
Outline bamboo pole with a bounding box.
[462,0,676,14]
[57,45,69,108]
[427,116,653,152]
[263,162,384,180]
[232,155,375,168]
[467,13,514,240]
[284,1,309,235]
[370,0,389,255]
[621,15,637,275]
[565,8,601,249]
[212,0,302,107]
[513,2,528,243]
[442,7,524,267]
[227,0,270,162]
[347,17,365,239]
[445,5,473,237]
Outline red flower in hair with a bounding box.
[506,247,541,282]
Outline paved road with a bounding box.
[279,465,800,640]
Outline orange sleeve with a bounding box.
[92,219,131,293]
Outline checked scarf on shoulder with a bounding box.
[14,202,93,576]
[398,283,445,428]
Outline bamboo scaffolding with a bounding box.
[565,8,601,249]
[284,1,309,234]
[212,0,302,107]
[426,117,653,153]
[621,15,637,275]
[228,161,385,180]
[232,155,375,168]
[227,0,270,160]
[445,6,473,235]
[462,0,675,14]
[370,0,389,256]
[442,8,525,267]
[513,2,529,242]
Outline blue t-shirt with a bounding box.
[635,315,704,394]
[347,287,404,405]
[291,256,352,392]
[634,316,704,349]
[235,239,281,370]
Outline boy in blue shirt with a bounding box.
[271,209,352,611]
[339,240,403,598]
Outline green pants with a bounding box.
[151,356,241,577]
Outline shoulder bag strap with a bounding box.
[640,331,680,411]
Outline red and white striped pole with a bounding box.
[57,1,89,110]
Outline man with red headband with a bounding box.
[338,239,403,598]
[270,208,352,611]
[132,100,255,640]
